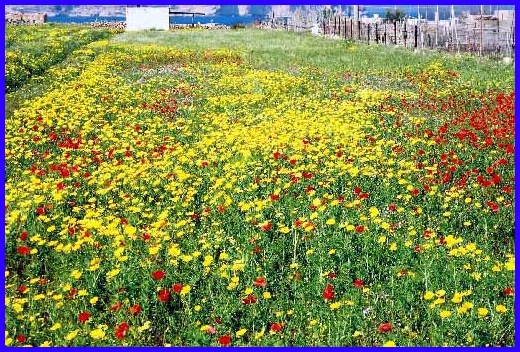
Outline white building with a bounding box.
[126,5,170,31]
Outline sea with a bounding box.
[47,5,514,26]
[47,14,264,26]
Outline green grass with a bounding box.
[112,28,514,89]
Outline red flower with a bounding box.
[253,277,267,288]
[261,222,272,231]
[353,279,364,288]
[388,203,396,212]
[127,304,142,315]
[19,231,28,241]
[16,335,26,344]
[273,151,281,159]
[69,288,78,298]
[17,246,31,255]
[115,322,130,340]
[270,322,284,333]
[172,283,183,294]
[152,270,165,280]
[379,322,392,333]
[242,294,257,305]
[414,246,422,253]
[503,287,514,296]
[322,284,335,301]
[218,334,231,346]
[36,206,45,215]
[270,194,279,201]
[355,225,365,233]
[110,302,123,312]
[353,187,362,194]
[18,285,28,293]
[78,311,91,323]
[327,272,337,279]
[487,201,500,212]
[158,289,171,302]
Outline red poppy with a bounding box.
[270,194,279,201]
[127,304,142,315]
[158,289,171,302]
[270,322,284,333]
[78,311,91,323]
[242,294,257,305]
[388,203,396,212]
[110,302,123,312]
[142,233,151,241]
[261,222,272,231]
[327,272,337,279]
[253,245,261,254]
[218,334,231,346]
[353,279,364,288]
[152,270,165,280]
[353,187,362,194]
[487,201,500,212]
[36,206,45,215]
[414,246,422,253]
[355,225,365,233]
[322,284,335,301]
[379,322,392,333]
[172,283,183,294]
[19,231,28,241]
[115,322,129,340]
[69,288,78,298]
[253,277,267,288]
[273,151,281,159]
[503,287,514,296]
[16,335,26,343]
[17,246,30,255]
[18,285,28,293]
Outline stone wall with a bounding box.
[5,12,47,25]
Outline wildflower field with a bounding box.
[4,26,515,347]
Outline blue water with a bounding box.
[47,14,263,26]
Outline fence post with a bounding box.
[367,23,370,44]
[344,17,347,39]
[351,19,353,39]
[414,25,418,48]
[358,20,361,40]
[376,23,379,44]
[323,20,326,35]
[394,21,397,44]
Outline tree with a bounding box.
[384,8,406,23]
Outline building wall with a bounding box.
[126,6,169,31]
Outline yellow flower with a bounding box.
[382,340,396,347]
[495,305,507,314]
[236,328,247,337]
[50,323,62,331]
[325,218,336,225]
[65,329,80,341]
[254,328,265,341]
[180,284,191,296]
[70,270,82,280]
[352,331,363,337]
[439,310,452,318]
[423,291,435,300]
[90,296,99,304]
[262,291,272,299]
[89,328,106,339]
[477,307,489,318]
[194,305,202,312]
[329,301,342,310]
[435,289,446,297]
[244,287,253,295]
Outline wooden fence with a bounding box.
[321,16,515,58]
